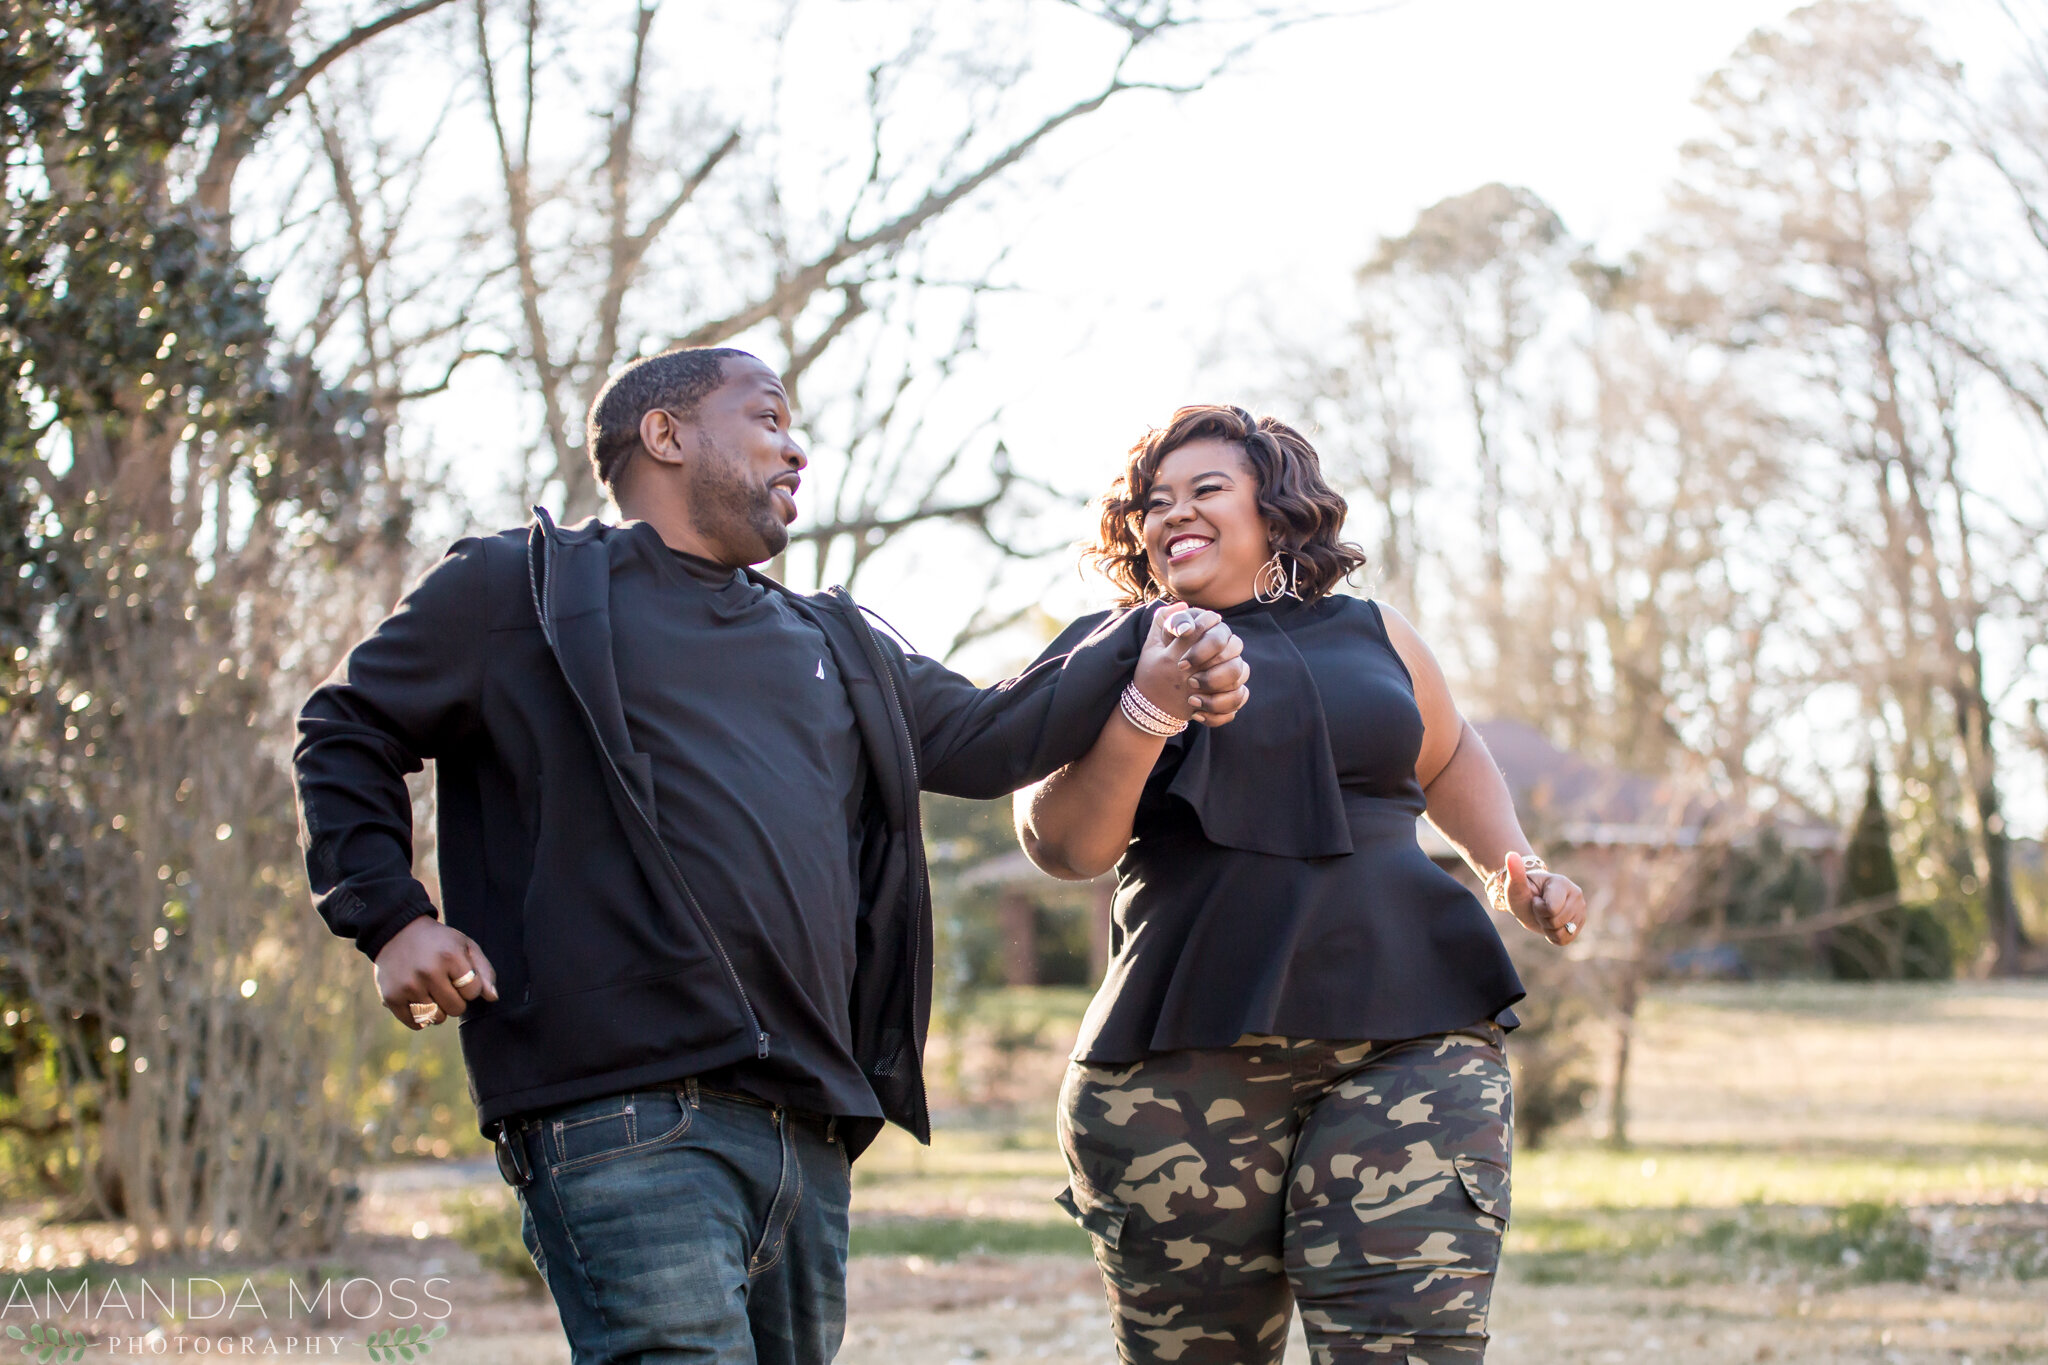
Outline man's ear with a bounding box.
[637,407,689,469]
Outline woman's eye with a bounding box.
[1194,483,1222,496]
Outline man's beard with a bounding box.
[687,431,789,563]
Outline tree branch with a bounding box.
[786,489,1010,549]
[270,0,465,116]
[674,76,1146,350]
[474,0,575,481]
[632,129,741,258]
[783,285,869,399]
[196,0,462,222]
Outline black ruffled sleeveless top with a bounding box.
[1041,594,1524,1062]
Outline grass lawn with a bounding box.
[20,980,2037,1363]
[834,980,2048,1363]
[856,980,2048,1225]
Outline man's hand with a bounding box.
[375,916,499,1028]
[1499,852,1588,947]
[1133,605,1251,729]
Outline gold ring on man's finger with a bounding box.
[452,970,478,989]
[409,1002,444,1026]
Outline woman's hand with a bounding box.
[1132,604,1250,728]
[1496,852,1588,946]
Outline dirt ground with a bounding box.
[10,982,2048,1363]
[831,1255,2048,1365]
[125,1218,2035,1365]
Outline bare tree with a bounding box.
[1358,183,1575,683]
[1645,0,2036,972]
[1271,308,1429,607]
[464,0,1322,566]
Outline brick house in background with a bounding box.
[1426,721,1840,916]
[951,719,1847,986]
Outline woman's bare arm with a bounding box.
[1016,708,1171,880]
[1378,603,1587,944]
[1016,609,1248,880]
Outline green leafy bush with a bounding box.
[1700,1202,1930,1283]
[1815,1201,1932,1282]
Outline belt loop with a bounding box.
[826,1116,838,1145]
[685,1077,699,1109]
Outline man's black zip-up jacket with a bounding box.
[294,513,1148,1158]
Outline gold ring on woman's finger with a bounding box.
[452,969,478,989]
[1561,922,1578,938]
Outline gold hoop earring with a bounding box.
[1254,549,1302,603]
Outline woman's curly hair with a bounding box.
[1087,404,1366,606]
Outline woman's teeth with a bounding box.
[1167,537,1212,563]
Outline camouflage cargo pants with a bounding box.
[1056,1026,1512,1364]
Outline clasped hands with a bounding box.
[1130,603,1252,728]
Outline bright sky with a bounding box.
[411,0,1822,596]
[404,0,2012,634]
[851,0,1829,644]
[372,0,2038,825]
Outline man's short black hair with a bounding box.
[585,346,758,491]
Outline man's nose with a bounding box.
[784,438,807,470]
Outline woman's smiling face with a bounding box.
[1140,438,1271,610]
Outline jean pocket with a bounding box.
[1055,1182,1129,1249]
[1453,1154,1511,1229]
[549,1091,692,1174]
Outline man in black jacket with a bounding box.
[293,347,1248,1365]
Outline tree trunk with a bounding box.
[1605,965,1641,1150]
[1954,667,2030,974]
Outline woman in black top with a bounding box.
[1016,405,1587,1364]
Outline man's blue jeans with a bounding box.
[509,1080,853,1364]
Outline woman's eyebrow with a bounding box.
[1147,469,1235,497]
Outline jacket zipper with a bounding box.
[530,522,770,1060]
[830,588,929,1099]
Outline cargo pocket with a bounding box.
[1055,1181,1129,1250]
[1453,1154,1511,1231]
